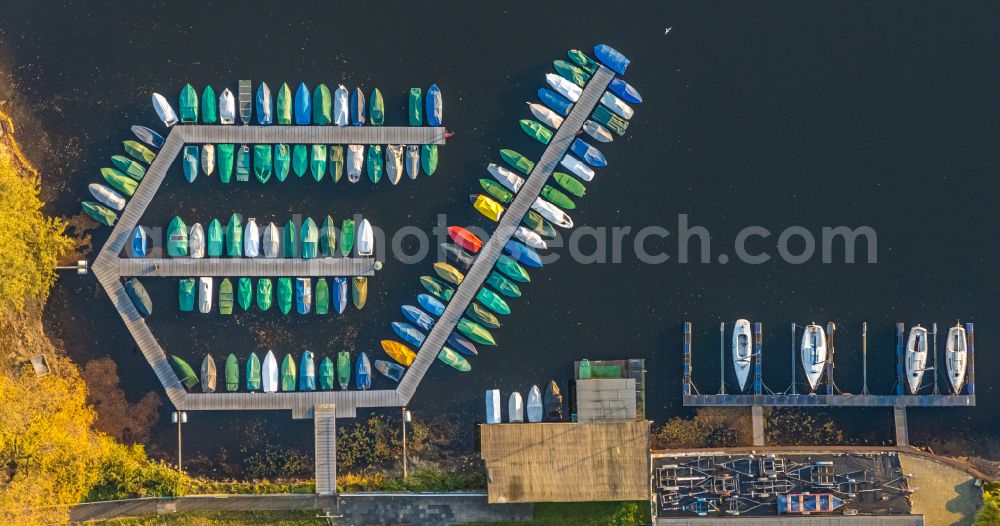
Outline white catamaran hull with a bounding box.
[733,319,752,391]
[800,324,827,391]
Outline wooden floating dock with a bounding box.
[397,65,617,402]
[92,119,447,412]
[118,257,375,277]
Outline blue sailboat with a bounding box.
[391,322,426,348]
[298,351,316,391]
[256,82,272,125]
[294,82,311,125]
[131,226,149,257]
[401,305,435,331]
[356,352,371,390]
[349,88,366,125]
[417,293,446,317]
[333,277,348,314]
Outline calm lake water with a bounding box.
[2,2,999,462]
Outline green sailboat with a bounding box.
[253,144,273,183]
[207,218,223,257]
[466,302,501,329]
[496,254,530,282]
[225,354,239,391]
[553,59,590,87]
[476,288,510,315]
[522,210,556,237]
[238,277,253,310]
[256,279,272,311]
[329,146,344,182]
[319,356,335,390]
[500,149,534,175]
[274,144,290,182]
[236,145,250,181]
[366,145,383,183]
[201,85,218,123]
[457,318,497,346]
[101,167,138,196]
[408,87,422,126]
[352,277,367,310]
[591,105,628,136]
[281,354,296,391]
[292,145,308,177]
[315,278,330,314]
[369,88,384,126]
[277,278,293,315]
[421,145,438,176]
[301,217,318,259]
[438,347,471,372]
[179,84,198,122]
[178,278,196,311]
[283,220,297,258]
[82,202,117,226]
[479,178,513,203]
[123,140,156,163]
[226,213,242,257]
[487,271,522,297]
[541,185,576,209]
[520,119,553,144]
[337,352,351,390]
[111,155,146,180]
[553,172,586,197]
[339,219,355,256]
[320,216,337,256]
[246,352,262,391]
[311,144,327,182]
[276,83,292,124]
[313,84,332,125]
[217,144,235,183]
[169,355,199,389]
[167,216,188,257]
[420,275,454,301]
[219,278,233,314]
[568,49,600,75]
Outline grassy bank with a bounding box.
[462,502,648,526]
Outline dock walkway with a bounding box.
[93,123,445,412]
[397,66,616,401]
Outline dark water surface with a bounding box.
[2,2,999,462]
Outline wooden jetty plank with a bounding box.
[179,390,401,417]
[314,405,337,495]
[396,66,617,402]
[118,257,375,277]
[181,125,446,145]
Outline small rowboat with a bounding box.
[571,138,607,168]
[600,91,634,120]
[347,145,364,182]
[131,125,164,149]
[609,77,643,104]
[437,348,470,372]
[402,305,435,331]
[369,88,384,126]
[313,84,332,125]
[391,322,426,349]
[594,43,630,75]
[124,278,152,316]
[531,197,574,229]
[246,352,262,391]
[294,82,311,125]
[218,88,236,124]
[583,120,614,143]
[82,202,117,227]
[152,92,178,127]
[277,83,292,124]
[418,294,446,317]
[545,73,582,102]
[88,183,126,211]
[375,360,405,382]
[567,49,599,75]
[447,333,478,356]
[356,352,371,390]
[538,87,572,116]
[405,145,420,179]
[188,223,205,259]
[381,339,417,366]
[201,144,215,175]
[488,163,525,193]
[514,226,547,250]
[131,226,149,257]
[334,85,349,126]
[408,87,422,126]
[350,87,366,126]
[256,82,273,125]
[503,239,543,269]
[527,102,564,129]
[447,226,483,253]
[560,154,595,181]
[471,194,504,222]
[426,84,443,126]
[441,243,474,270]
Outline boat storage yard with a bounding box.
[86,44,640,495]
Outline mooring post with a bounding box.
[966,322,975,395]
[861,322,870,395]
[825,322,836,396]
[719,322,726,395]
[753,322,763,397]
[931,323,940,395]
[895,323,905,396]
[790,323,798,395]
[682,322,693,396]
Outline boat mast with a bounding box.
[861,322,870,395]
[790,323,798,395]
[932,323,940,395]
[719,322,726,395]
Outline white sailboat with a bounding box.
[600,91,634,120]
[545,73,582,102]
[531,197,573,228]
[333,85,349,126]
[583,120,614,143]
[88,183,126,211]
[514,226,547,250]
[905,325,929,394]
[560,154,595,181]
[488,163,524,192]
[528,102,564,129]
[188,223,205,259]
[347,145,364,183]
[151,92,178,127]
[385,145,404,185]
[218,88,236,124]
[405,145,420,179]
[262,351,279,393]
[244,218,260,258]
[800,323,827,391]
[262,222,279,258]
[732,319,752,391]
[526,385,543,422]
[946,324,968,394]
[508,392,524,423]
[198,277,213,314]
[200,144,215,176]
[357,219,374,256]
